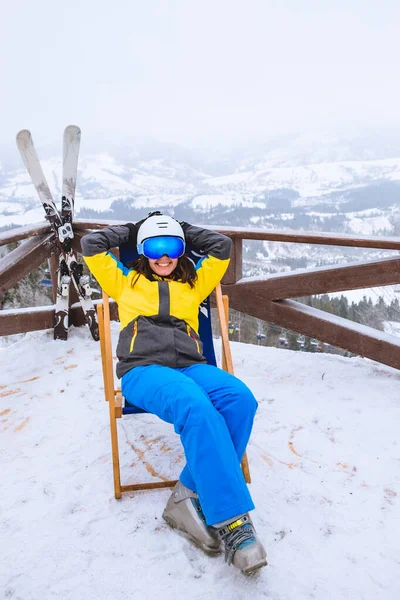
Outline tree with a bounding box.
[287,332,299,351]
[0,243,53,310]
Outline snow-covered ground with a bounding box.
[384,320,400,337]
[1,326,400,600]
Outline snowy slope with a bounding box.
[1,327,400,600]
[2,151,400,230]
[207,157,400,198]
[0,153,203,227]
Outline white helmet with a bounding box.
[137,215,184,244]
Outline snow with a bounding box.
[0,205,49,228]
[206,172,253,186]
[0,200,26,215]
[383,320,400,337]
[191,194,265,210]
[3,153,400,229]
[206,157,400,199]
[0,304,55,315]
[348,215,392,235]
[1,326,400,599]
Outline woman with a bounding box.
[81,212,267,574]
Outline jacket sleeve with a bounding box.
[80,226,133,300]
[184,225,232,302]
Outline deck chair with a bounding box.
[96,245,251,499]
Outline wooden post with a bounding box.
[222,238,242,285]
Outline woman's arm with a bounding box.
[182,223,232,301]
[81,225,135,300]
[181,223,232,258]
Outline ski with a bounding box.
[56,125,79,339]
[61,125,99,341]
[61,125,81,229]
[54,255,71,340]
[16,131,64,230]
[16,128,99,341]
[16,129,71,340]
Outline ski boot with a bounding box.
[162,481,221,553]
[213,513,267,574]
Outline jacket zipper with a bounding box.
[130,321,138,353]
[186,324,200,354]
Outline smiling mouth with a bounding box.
[155,261,172,267]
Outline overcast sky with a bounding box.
[1,0,400,151]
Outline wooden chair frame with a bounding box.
[97,283,251,499]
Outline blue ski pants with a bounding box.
[121,363,258,525]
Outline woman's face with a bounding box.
[148,255,178,277]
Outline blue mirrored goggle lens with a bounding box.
[139,236,185,259]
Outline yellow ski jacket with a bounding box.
[81,224,231,378]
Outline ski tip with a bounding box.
[16,129,31,140]
[64,124,81,134]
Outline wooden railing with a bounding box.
[1,219,400,369]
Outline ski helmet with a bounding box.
[137,215,185,245]
[137,215,185,259]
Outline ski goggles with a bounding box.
[137,236,186,260]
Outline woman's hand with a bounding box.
[124,221,143,246]
[124,211,165,245]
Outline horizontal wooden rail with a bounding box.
[73,219,400,251]
[228,256,400,301]
[0,222,52,247]
[226,293,400,371]
[0,300,119,336]
[216,227,400,250]
[0,224,92,255]
[0,304,55,334]
[120,481,178,492]
[274,300,400,371]
[2,220,400,251]
[0,233,55,295]
[74,219,125,231]
[2,220,399,251]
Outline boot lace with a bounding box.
[215,516,256,565]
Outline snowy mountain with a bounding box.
[1,326,399,599]
[2,132,400,236]
[1,152,400,226]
